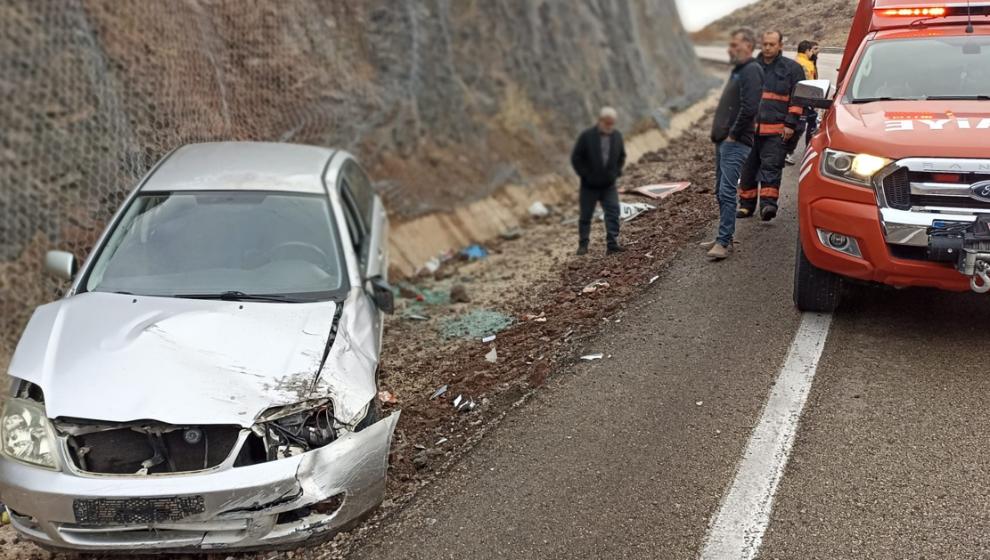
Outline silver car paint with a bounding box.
[1,143,394,551]
[0,413,399,551]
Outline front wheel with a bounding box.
[793,236,842,312]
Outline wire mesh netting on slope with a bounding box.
[0,0,710,372]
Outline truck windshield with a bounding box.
[84,191,348,302]
[850,36,990,102]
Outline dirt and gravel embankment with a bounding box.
[694,0,858,47]
[0,102,722,559]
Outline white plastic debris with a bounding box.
[430,385,449,400]
[528,201,550,218]
[696,401,704,406]
[581,353,604,361]
[453,395,463,408]
[485,347,498,363]
[482,335,496,343]
[435,438,448,446]
[649,275,660,284]
[423,257,441,273]
[582,280,611,294]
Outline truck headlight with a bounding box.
[822,149,891,187]
[0,399,59,469]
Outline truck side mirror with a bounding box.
[368,277,395,315]
[44,250,77,281]
[793,79,835,109]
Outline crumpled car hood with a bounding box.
[8,291,374,427]
[830,100,990,159]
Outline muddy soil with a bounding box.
[0,114,719,560]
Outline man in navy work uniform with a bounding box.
[703,28,763,260]
[738,30,806,222]
[571,106,627,256]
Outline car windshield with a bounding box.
[84,191,348,301]
[849,35,990,102]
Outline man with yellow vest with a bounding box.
[786,40,821,165]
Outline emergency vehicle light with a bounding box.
[879,7,946,16]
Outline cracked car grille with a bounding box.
[72,496,206,526]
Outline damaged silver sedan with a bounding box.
[0,142,399,553]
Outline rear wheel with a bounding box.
[793,236,842,312]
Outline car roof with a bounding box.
[141,142,337,194]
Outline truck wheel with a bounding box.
[793,237,842,312]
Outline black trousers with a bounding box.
[579,185,620,249]
[739,134,788,212]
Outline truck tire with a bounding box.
[793,236,842,312]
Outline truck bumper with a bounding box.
[799,167,971,291]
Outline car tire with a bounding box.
[793,236,842,312]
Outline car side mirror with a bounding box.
[45,251,77,281]
[369,277,395,314]
[793,79,835,109]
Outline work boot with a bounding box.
[576,245,588,256]
[606,245,626,255]
[706,243,731,260]
[737,208,754,219]
[699,239,718,250]
[761,205,778,222]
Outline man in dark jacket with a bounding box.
[703,28,763,260]
[738,30,807,222]
[571,107,627,255]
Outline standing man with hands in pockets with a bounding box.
[704,28,763,260]
[571,107,627,256]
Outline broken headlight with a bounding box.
[0,398,59,469]
[256,400,337,460]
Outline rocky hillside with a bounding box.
[0,0,709,370]
[695,0,858,48]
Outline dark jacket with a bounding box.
[755,53,807,135]
[570,127,626,190]
[711,58,763,146]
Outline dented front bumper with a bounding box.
[0,413,399,552]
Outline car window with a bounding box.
[84,191,348,300]
[850,36,990,101]
[343,160,376,229]
[340,178,370,269]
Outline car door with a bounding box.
[338,159,388,350]
[342,160,388,281]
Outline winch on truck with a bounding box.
[791,0,990,311]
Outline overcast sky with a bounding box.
[675,0,760,31]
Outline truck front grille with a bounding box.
[882,167,912,210]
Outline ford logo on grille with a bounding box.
[970,180,990,203]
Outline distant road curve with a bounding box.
[694,45,843,80]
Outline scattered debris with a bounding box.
[631,181,691,200]
[649,275,660,284]
[485,346,498,363]
[594,202,656,224]
[696,401,703,406]
[450,284,471,304]
[522,312,547,323]
[440,309,514,340]
[580,353,604,361]
[482,335,496,343]
[461,244,489,261]
[528,201,550,218]
[407,314,430,321]
[378,390,398,405]
[582,279,611,294]
[453,394,463,408]
[435,437,448,446]
[430,385,449,400]
[423,257,442,274]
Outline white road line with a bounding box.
[700,312,833,560]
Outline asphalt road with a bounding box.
[348,50,990,560]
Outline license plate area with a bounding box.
[72,496,206,526]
